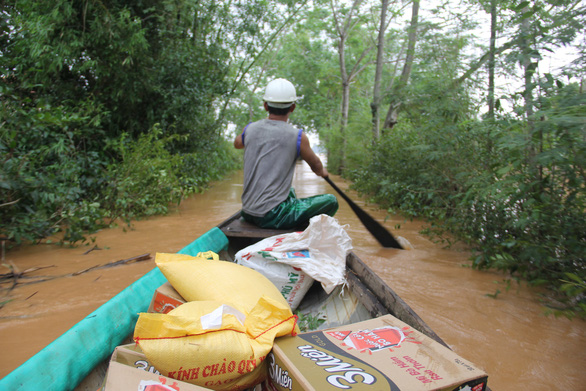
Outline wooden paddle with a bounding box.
[325,176,403,249]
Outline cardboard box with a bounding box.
[110,343,159,374]
[103,361,212,391]
[267,315,488,391]
[106,344,268,391]
[103,344,211,390]
[148,282,186,314]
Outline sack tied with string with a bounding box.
[134,297,298,390]
[133,251,299,390]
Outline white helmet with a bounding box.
[263,78,298,108]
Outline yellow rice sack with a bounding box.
[134,296,298,391]
[154,252,291,313]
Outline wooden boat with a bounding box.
[0,211,451,391]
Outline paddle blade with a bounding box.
[325,177,403,249]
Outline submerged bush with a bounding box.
[0,0,234,247]
[0,121,240,247]
[352,83,585,318]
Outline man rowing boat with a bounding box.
[234,78,338,229]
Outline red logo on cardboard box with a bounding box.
[139,378,180,390]
[328,326,406,352]
[152,292,183,314]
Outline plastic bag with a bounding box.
[134,297,298,390]
[235,214,352,310]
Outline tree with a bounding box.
[487,0,497,120]
[0,0,243,245]
[329,0,375,171]
[382,0,420,130]
[214,0,311,127]
[371,0,390,141]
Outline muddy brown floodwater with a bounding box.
[1,161,585,390]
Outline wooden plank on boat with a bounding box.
[345,270,389,318]
[218,212,290,239]
[218,211,309,240]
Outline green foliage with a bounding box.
[295,311,326,332]
[0,1,242,247]
[102,128,240,226]
[219,0,585,319]
[344,97,377,169]
[555,273,586,320]
[352,80,585,318]
[102,128,183,224]
[177,138,242,194]
[1,88,109,245]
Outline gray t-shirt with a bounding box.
[241,119,302,216]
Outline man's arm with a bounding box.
[299,132,329,178]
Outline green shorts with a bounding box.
[241,188,338,230]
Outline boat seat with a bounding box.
[219,212,307,239]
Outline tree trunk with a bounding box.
[487,0,497,120]
[330,0,368,172]
[520,6,539,180]
[371,0,390,142]
[339,35,349,171]
[383,0,419,130]
[520,14,535,121]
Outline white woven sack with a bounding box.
[235,215,353,310]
